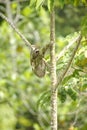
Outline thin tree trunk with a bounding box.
[50,9,57,130]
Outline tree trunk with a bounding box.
[50,9,57,130]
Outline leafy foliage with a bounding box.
[81,15,87,36]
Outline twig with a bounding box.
[5,0,13,21]
[55,34,82,90]
[72,98,81,126]
[0,0,5,3]
[0,0,28,4]
[0,12,32,50]
[56,34,81,61]
[14,3,21,24]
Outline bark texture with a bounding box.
[50,10,57,130]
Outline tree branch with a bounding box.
[0,12,32,50]
[56,34,81,61]
[5,0,13,21]
[55,34,82,90]
[0,0,28,4]
[14,3,21,24]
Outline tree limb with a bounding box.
[5,0,13,21]
[56,34,81,61]
[55,34,82,90]
[0,12,32,50]
[14,3,21,24]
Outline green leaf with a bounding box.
[37,90,50,108]
[82,0,87,4]
[81,16,87,36]
[74,0,80,6]
[82,82,87,91]
[22,7,32,17]
[66,87,77,101]
[29,0,36,7]
[62,74,73,85]
[58,0,65,8]
[47,0,54,11]
[47,0,50,11]
[36,0,45,9]
[59,87,67,103]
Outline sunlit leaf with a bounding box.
[11,3,17,9]
[36,0,45,9]
[62,74,73,85]
[29,0,36,7]
[22,7,32,16]
[82,0,87,4]
[37,90,50,108]
[47,0,54,11]
[74,0,80,6]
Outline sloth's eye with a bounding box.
[35,49,39,53]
